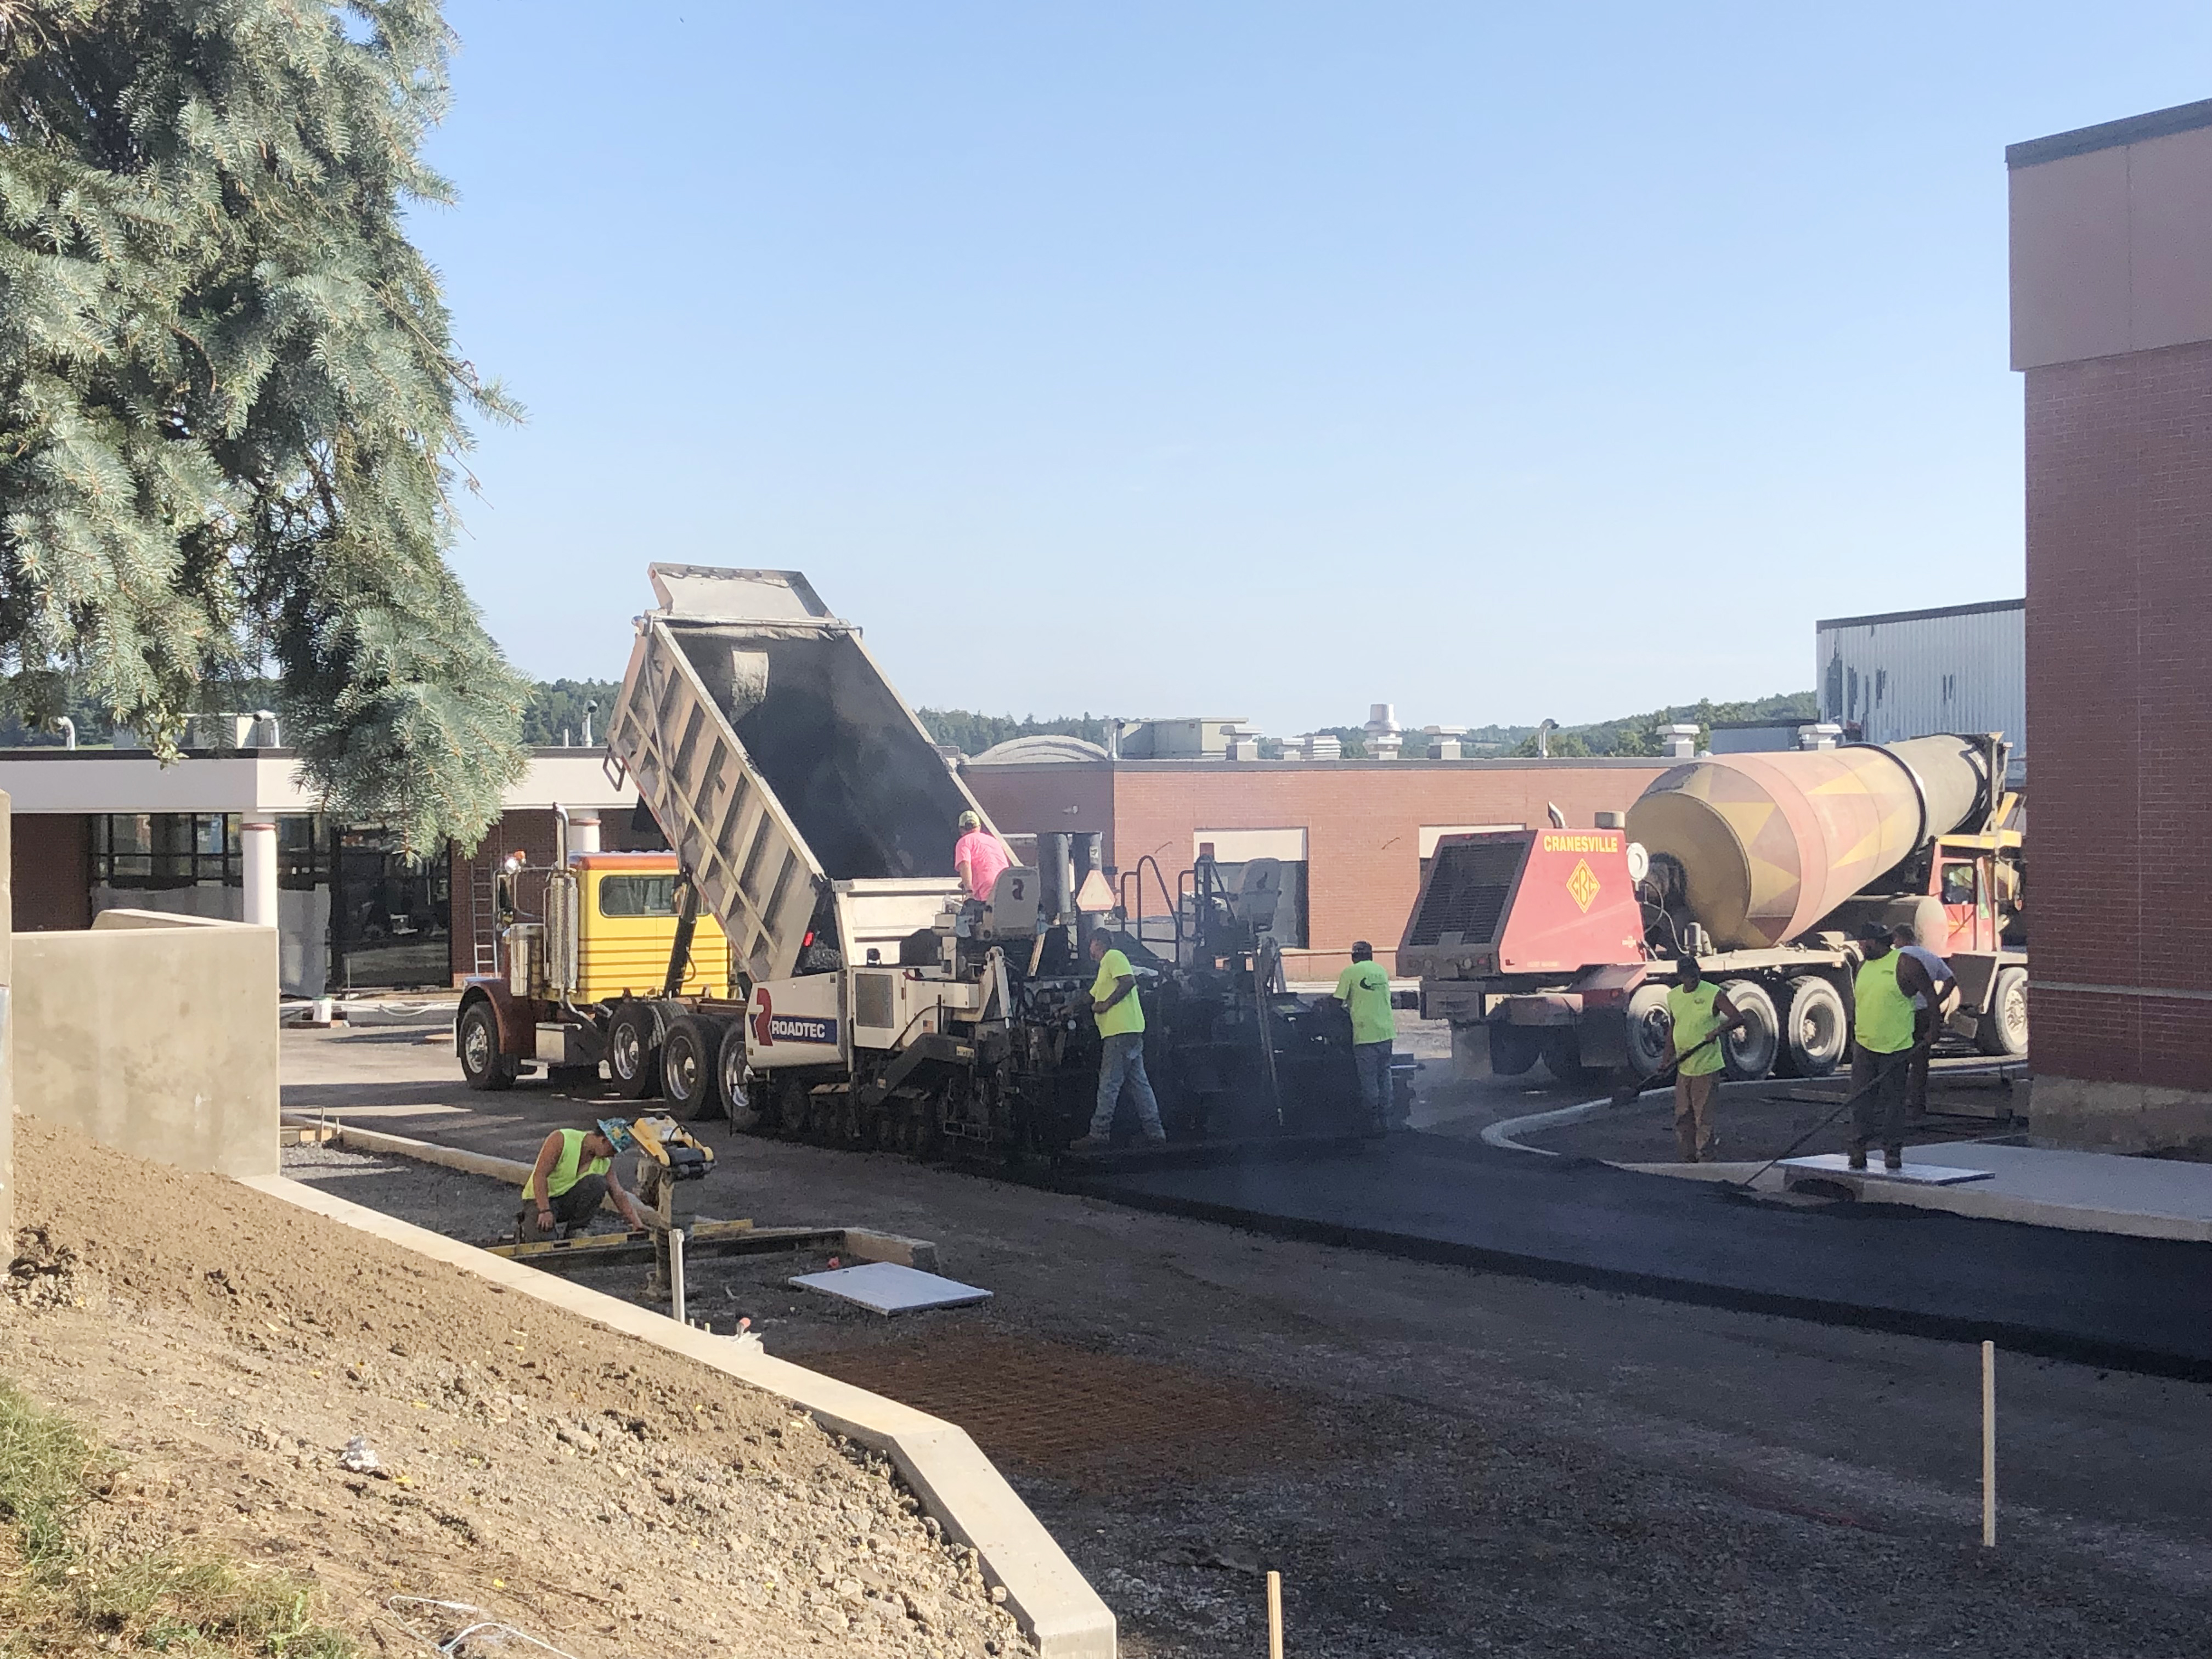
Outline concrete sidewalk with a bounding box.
[1622,1141,2212,1244]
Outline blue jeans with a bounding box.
[1090,1032,1164,1140]
[1353,1041,1392,1125]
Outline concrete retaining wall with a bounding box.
[13,908,277,1178]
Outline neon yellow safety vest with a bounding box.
[523,1128,610,1202]
[1666,982,1728,1076]
[1091,949,1146,1037]
[1854,954,1915,1054]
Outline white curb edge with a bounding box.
[239,1173,1116,1658]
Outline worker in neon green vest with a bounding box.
[1070,926,1166,1151]
[1663,956,1746,1163]
[518,1120,647,1243]
[1850,926,1939,1171]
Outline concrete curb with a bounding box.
[283,1118,943,1269]
[240,1173,1116,1659]
[284,1116,537,1183]
[1478,1094,1628,1153]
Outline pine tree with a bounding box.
[0,0,527,853]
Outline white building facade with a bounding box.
[2,746,636,996]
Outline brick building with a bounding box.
[963,752,1668,981]
[2011,98,2212,1149]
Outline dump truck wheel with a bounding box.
[1976,966,2029,1058]
[1719,980,1779,1080]
[458,1002,516,1092]
[661,1015,723,1121]
[606,1002,662,1100]
[1779,976,1847,1079]
[1488,1023,1542,1076]
[719,1023,759,1131]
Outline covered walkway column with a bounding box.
[240,816,278,930]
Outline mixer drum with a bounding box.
[1626,736,1990,951]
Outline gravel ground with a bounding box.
[281,1130,2212,1659]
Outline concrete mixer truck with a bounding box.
[1399,733,2026,1085]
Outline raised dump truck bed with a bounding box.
[462,564,1381,1165]
[605,566,983,985]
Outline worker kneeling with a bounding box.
[519,1120,647,1243]
[1071,928,1166,1151]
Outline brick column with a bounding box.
[2012,101,2212,1149]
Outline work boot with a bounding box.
[1068,1135,1112,1154]
[642,1275,671,1304]
[1884,1148,1905,1172]
[1847,1147,1868,1171]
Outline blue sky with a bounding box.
[414,3,2211,734]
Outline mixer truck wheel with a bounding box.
[719,1023,759,1131]
[1975,966,2030,1058]
[1541,1029,1598,1090]
[606,1002,663,1101]
[1488,1023,1542,1077]
[1624,984,1673,1078]
[1778,977,1848,1079]
[1718,980,1779,1080]
[660,1015,723,1121]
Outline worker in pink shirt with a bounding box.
[953,810,1013,906]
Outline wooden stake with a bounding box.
[1980,1340,1996,1548]
[1266,1570,1283,1659]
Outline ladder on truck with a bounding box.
[466,853,500,978]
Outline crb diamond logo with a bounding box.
[1566,857,1601,913]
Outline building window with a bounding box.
[278,815,326,890]
[91,814,239,889]
[1192,828,1310,950]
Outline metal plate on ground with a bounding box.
[1781,1154,1994,1187]
[790,1261,992,1314]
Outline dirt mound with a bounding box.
[3,1116,1030,1657]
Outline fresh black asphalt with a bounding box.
[1071,1134,2212,1380]
[283,1031,2212,1380]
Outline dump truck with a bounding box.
[458,565,1379,1157]
[1400,733,2027,1086]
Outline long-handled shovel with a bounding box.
[1610,1028,1726,1108]
[1725,1050,1910,1194]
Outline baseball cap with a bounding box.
[957,810,981,831]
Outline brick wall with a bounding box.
[2025,336,2212,1093]
[10,813,89,932]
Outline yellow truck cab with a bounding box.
[456,849,739,1098]
[572,852,730,1003]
